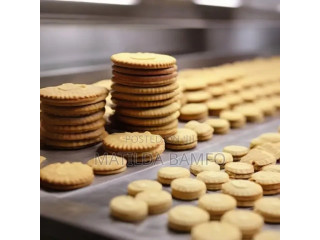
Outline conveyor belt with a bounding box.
[40,115,280,240]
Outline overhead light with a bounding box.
[193,0,242,8]
[56,0,140,5]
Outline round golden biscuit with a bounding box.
[87,155,127,175]
[184,121,214,141]
[198,193,236,220]
[221,210,264,239]
[171,178,206,200]
[164,128,197,145]
[114,102,180,118]
[185,91,211,103]
[103,131,164,152]
[168,205,210,232]
[40,101,106,117]
[112,64,177,76]
[206,99,229,116]
[111,52,176,69]
[207,152,233,168]
[254,197,280,223]
[197,171,229,190]
[222,180,263,207]
[109,195,148,222]
[225,162,254,175]
[40,83,108,104]
[127,179,162,196]
[223,145,249,157]
[157,167,190,185]
[190,161,220,175]
[40,162,94,190]
[135,190,172,214]
[205,118,230,134]
[179,103,208,121]
[116,111,179,127]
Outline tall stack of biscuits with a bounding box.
[40,83,108,149]
[110,52,180,137]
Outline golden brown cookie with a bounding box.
[190,161,220,175]
[40,162,94,190]
[179,103,208,121]
[255,142,280,161]
[87,155,127,175]
[250,171,280,195]
[205,118,230,134]
[254,197,280,223]
[220,110,246,129]
[135,190,172,214]
[109,195,148,222]
[184,121,214,141]
[40,83,108,106]
[111,88,179,102]
[221,210,264,239]
[114,102,180,118]
[41,133,106,149]
[198,193,236,220]
[124,120,178,137]
[41,127,105,141]
[222,180,263,207]
[207,85,225,97]
[115,111,179,127]
[234,105,264,123]
[225,162,254,179]
[40,101,106,117]
[112,76,177,87]
[185,91,211,103]
[112,64,177,75]
[112,82,179,95]
[40,110,105,126]
[164,128,198,150]
[171,178,206,200]
[103,131,163,152]
[113,70,177,83]
[41,118,106,133]
[206,99,229,117]
[168,205,210,232]
[241,149,277,171]
[196,171,229,191]
[223,145,249,161]
[207,152,233,169]
[127,179,162,196]
[157,167,190,185]
[112,94,180,108]
[111,52,176,69]
[220,94,243,108]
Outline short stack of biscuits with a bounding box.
[110,53,180,137]
[40,83,108,149]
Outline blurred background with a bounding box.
[40,0,280,87]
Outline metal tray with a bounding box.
[40,116,280,240]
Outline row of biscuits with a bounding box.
[40,129,279,190]
[177,57,280,128]
[39,54,279,150]
[106,129,280,239]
